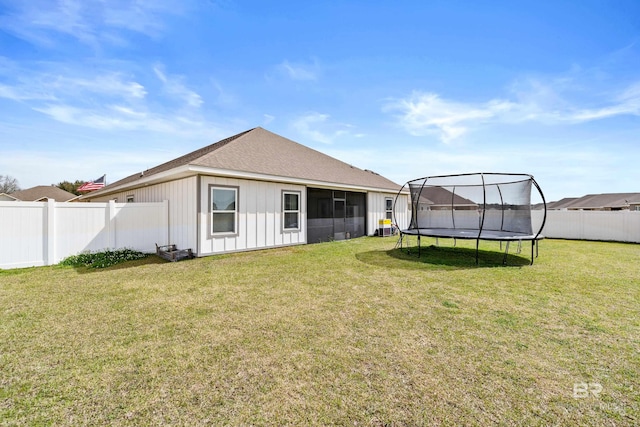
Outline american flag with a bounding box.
[77,175,106,192]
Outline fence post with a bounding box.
[163,200,170,245]
[108,200,117,249]
[45,199,56,266]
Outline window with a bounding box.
[283,191,300,230]
[385,197,394,220]
[126,195,134,203]
[211,186,238,234]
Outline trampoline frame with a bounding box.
[393,172,547,265]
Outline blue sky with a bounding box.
[1,0,639,201]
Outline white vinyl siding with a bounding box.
[199,176,305,255]
[367,192,409,235]
[81,176,198,253]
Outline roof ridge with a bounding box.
[139,127,256,178]
[101,128,257,189]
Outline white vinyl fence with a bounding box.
[0,200,169,269]
[532,210,640,243]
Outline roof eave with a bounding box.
[188,166,404,193]
[81,164,405,199]
[79,165,194,199]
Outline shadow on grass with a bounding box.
[357,245,531,270]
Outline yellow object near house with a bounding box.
[378,218,392,236]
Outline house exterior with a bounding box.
[0,193,19,201]
[545,193,640,211]
[80,127,409,256]
[6,186,77,202]
[541,197,579,210]
[415,186,478,211]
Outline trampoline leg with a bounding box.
[475,238,480,265]
[435,237,439,246]
[503,241,510,265]
[530,241,535,265]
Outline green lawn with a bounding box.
[1,237,639,426]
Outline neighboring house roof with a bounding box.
[563,193,640,210]
[10,186,77,202]
[0,193,19,201]
[416,186,477,207]
[82,127,402,198]
[544,197,580,210]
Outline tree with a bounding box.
[0,175,20,193]
[56,180,87,196]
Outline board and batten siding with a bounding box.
[199,176,306,255]
[367,192,409,235]
[84,176,198,253]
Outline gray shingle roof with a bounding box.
[11,186,77,202]
[564,193,640,210]
[545,197,579,210]
[417,186,477,206]
[91,127,401,194]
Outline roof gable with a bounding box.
[92,127,401,194]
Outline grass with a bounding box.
[1,237,639,426]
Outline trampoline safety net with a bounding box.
[394,172,547,265]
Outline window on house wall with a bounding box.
[385,197,394,220]
[211,186,238,234]
[283,191,300,230]
[126,195,134,203]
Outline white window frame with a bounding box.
[126,195,134,203]
[282,191,301,231]
[385,197,394,220]
[210,185,238,236]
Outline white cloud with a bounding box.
[384,92,514,142]
[263,114,275,125]
[291,112,353,144]
[386,79,640,142]
[0,0,182,49]
[0,84,57,102]
[153,65,203,108]
[58,73,147,99]
[278,59,319,81]
[0,68,146,103]
[32,103,217,137]
[0,59,220,138]
[209,80,236,107]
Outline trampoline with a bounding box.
[393,172,547,265]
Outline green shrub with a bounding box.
[60,248,148,269]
